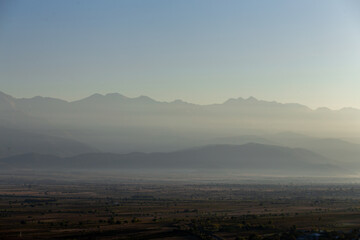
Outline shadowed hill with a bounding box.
[0,143,349,176]
[0,127,97,158]
[209,132,360,167]
[1,91,360,157]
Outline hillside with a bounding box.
[0,127,97,158]
[0,143,349,176]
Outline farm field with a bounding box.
[1,172,360,239]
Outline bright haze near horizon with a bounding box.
[1,0,360,109]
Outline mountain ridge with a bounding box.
[1,90,358,111]
[0,127,98,158]
[0,143,350,176]
[1,90,359,163]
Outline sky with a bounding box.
[0,0,360,109]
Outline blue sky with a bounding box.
[1,0,360,109]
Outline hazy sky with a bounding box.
[1,0,360,109]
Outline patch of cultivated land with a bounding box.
[1,173,360,239]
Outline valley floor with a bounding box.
[1,172,360,239]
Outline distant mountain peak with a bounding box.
[0,91,13,98]
[71,93,104,103]
[0,90,17,110]
[25,96,69,103]
[247,96,258,101]
[134,95,156,103]
[170,99,192,105]
[87,93,103,98]
[105,93,127,98]
[223,97,243,104]
[172,99,185,103]
[223,96,268,105]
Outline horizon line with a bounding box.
[1,90,359,112]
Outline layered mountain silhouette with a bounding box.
[0,143,348,176]
[0,90,359,172]
[0,127,97,158]
[205,132,360,167]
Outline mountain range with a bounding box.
[0,90,359,175]
[0,126,97,158]
[0,143,349,176]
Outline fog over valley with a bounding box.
[1,90,359,176]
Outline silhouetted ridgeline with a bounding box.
[1,90,360,172]
[0,143,350,176]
